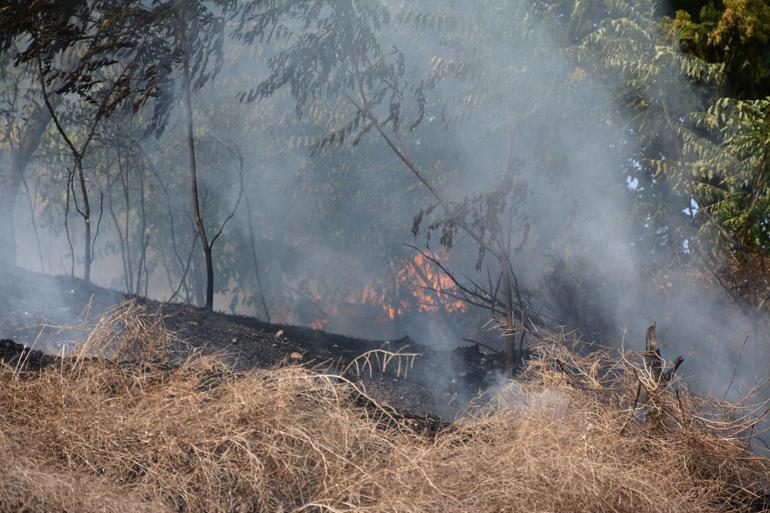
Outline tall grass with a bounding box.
[0,302,767,512]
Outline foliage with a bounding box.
[669,0,770,98]
[1,1,177,133]
[2,0,770,348]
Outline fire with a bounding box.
[394,253,466,318]
[276,251,466,330]
[309,318,330,330]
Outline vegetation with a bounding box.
[3,2,770,508]
[1,0,770,366]
[0,304,767,513]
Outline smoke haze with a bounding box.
[3,0,767,433]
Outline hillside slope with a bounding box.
[0,266,496,417]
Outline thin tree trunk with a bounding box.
[64,172,75,277]
[0,152,21,266]
[116,147,133,293]
[21,175,45,272]
[245,193,270,321]
[501,260,517,375]
[177,7,214,310]
[75,157,92,284]
[107,174,130,292]
[136,162,148,295]
[37,56,97,284]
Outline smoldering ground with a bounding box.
[3,0,767,436]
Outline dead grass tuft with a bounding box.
[0,303,768,512]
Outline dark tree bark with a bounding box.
[177,6,214,311]
[75,156,93,284]
[136,161,148,295]
[117,146,133,293]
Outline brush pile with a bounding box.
[0,303,768,513]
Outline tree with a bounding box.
[668,0,770,99]
[236,0,550,373]
[172,0,230,310]
[0,54,52,267]
[108,0,236,310]
[0,0,178,282]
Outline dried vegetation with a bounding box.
[0,303,768,513]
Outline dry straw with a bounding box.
[0,302,768,512]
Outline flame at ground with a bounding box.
[295,252,466,330]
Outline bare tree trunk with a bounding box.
[107,174,130,292]
[21,175,45,272]
[177,7,214,310]
[0,151,21,266]
[0,100,52,267]
[37,56,98,284]
[75,157,92,284]
[115,147,133,293]
[501,260,517,375]
[64,173,75,276]
[136,162,148,295]
[245,193,270,321]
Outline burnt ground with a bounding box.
[0,266,499,419]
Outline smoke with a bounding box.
[4,0,767,435]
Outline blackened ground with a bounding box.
[0,266,500,419]
[0,338,57,371]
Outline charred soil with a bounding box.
[0,266,497,418]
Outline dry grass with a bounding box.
[0,303,768,513]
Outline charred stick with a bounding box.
[461,338,502,355]
[631,382,642,411]
[644,325,663,384]
[413,285,504,316]
[663,356,685,383]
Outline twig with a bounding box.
[620,374,644,435]
[721,335,750,402]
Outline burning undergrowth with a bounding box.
[270,250,469,342]
[0,304,768,513]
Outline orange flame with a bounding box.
[281,251,466,329]
[395,253,466,317]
